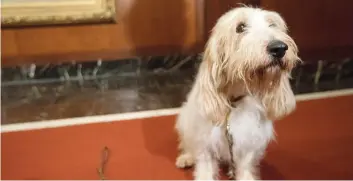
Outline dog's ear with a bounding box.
[262,74,296,121]
[196,36,231,126]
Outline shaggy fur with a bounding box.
[175,7,301,180]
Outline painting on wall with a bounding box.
[1,0,116,27]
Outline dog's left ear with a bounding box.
[197,36,231,126]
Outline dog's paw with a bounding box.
[176,153,194,168]
[195,171,215,180]
[236,171,258,180]
[227,169,235,179]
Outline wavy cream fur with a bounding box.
[175,7,300,180]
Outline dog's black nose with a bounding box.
[267,40,288,59]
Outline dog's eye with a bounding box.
[269,23,276,27]
[236,23,246,33]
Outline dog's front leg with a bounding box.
[194,150,218,180]
[233,151,261,180]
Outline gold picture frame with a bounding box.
[1,0,116,27]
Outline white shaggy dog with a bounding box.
[175,7,301,180]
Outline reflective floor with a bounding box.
[2,95,353,180]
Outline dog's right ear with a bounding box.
[261,73,296,121]
[196,36,231,126]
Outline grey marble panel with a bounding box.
[2,54,353,125]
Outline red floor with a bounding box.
[2,95,353,180]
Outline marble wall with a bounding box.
[2,54,353,124]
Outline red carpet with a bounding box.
[2,95,353,180]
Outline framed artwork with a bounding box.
[1,0,116,27]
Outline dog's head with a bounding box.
[204,7,301,88]
[199,7,300,124]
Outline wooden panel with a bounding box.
[1,0,204,67]
[3,0,352,66]
[324,1,353,47]
[1,31,19,56]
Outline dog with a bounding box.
[174,6,301,180]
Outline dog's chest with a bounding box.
[209,126,232,161]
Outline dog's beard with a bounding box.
[254,59,283,80]
[262,58,285,70]
[248,61,285,93]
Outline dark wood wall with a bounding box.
[261,0,353,60]
[2,0,353,67]
[2,0,205,66]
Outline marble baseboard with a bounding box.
[2,54,353,124]
[1,54,200,86]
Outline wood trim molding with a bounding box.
[1,0,116,27]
